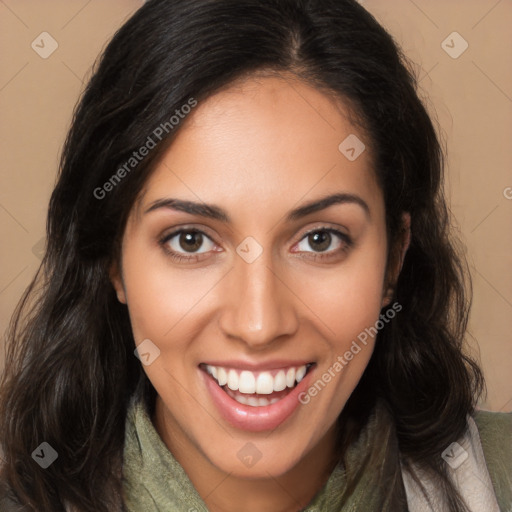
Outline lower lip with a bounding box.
[201,366,315,432]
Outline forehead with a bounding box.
[135,73,382,223]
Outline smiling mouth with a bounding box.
[199,363,315,407]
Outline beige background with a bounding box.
[0,0,511,412]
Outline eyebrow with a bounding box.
[144,192,370,222]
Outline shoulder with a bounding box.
[473,408,512,438]
[472,409,512,511]
[401,410,511,512]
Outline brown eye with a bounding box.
[307,231,332,252]
[161,229,216,256]
[178,231,204,252]
[297,229,350,254]
[293,227,354,262]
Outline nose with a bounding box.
[218,252,299,349]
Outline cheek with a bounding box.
[120,239,221,345]
[120,249,222,401]
[293,236,387,419]
[296,241,388,342]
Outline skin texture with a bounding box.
[111,73,410,511]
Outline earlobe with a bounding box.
[381,212,411,308]
[381,286,395,308]
[109,262,127,304]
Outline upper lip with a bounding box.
[199,360,314,371]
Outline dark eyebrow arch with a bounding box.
[144,193,370,223]
[144,198,229,222]
[286,193,370,221]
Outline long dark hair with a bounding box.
[0,0,484,510]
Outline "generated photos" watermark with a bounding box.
[298,302,402,405]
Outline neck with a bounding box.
[153,398,339,512]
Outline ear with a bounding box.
[109,261,127,304]
[382,212,411,308]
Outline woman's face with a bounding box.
[112,74,391,479]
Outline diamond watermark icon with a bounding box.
[134,339,161,366]
[236,236,263,264]
[338,134,365,161]
[31,32,59,59]
[32,237,46,260]
[442,442,468,469]
[237,442,263,468]
[441,32,468,59]
[32,442,58,469]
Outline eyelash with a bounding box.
[158,226,353,264]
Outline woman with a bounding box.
[0,0,510,511]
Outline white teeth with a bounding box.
[238,371,256,394]
[205,364,309,395]
[227,369,239,391]
[296,365,307,382]
[231,395,280,407]
[217,367,227,386]
[273,370,287,392]
[286,367,296,388]
[234,393,248,405]
[256,372,274,394]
